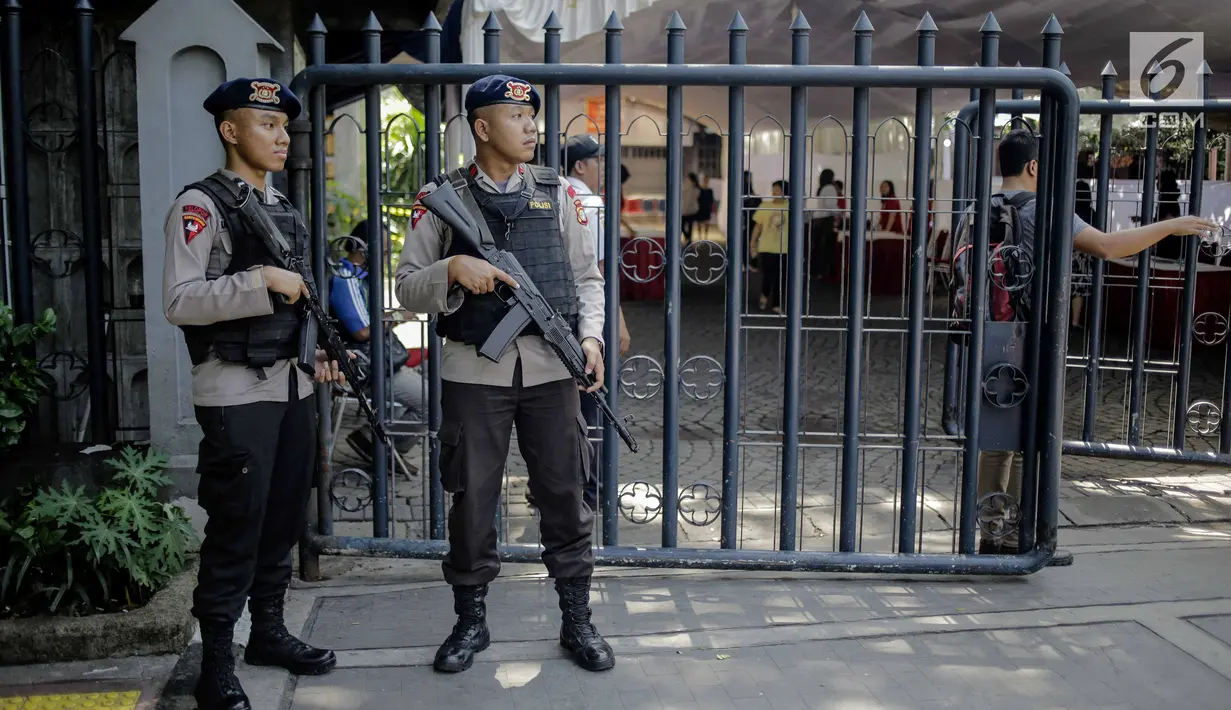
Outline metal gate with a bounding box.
[288,9,1085,576]
[954,92,1231,469]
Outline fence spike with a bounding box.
[1041,14,1063,36]
[3,0,22,8]
[362,11,382,32]
[1199,60,1213,75]
[1148,60,1163,77]
[423,11,441,32]
[1014,60,1023,67]
[543,10,562,31]
[852,10,874,33]
[1100,61,1117,76]
[483,11,502,31]
[665,10,686,31]
[74,0,93,10]
[1060,61,1070,75]
[307,13,327,34]
[790,10,810,31]
[728,11,749,32]
[604,11,624,31]
[915,12,937,34]
[979,12,1001,34]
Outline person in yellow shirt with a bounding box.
[750,179,788,313]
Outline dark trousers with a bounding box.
[191,386,315,627]
[812,216,837,278]
[759,253,785,309]
[579,392,601,512]
[439,365,594,587]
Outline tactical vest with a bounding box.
[436,164,581,347]
[177,173,308,369]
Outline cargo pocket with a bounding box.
[575,412,594,488]
[194,407,258,519]
[438,419,466,493]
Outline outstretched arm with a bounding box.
[1074,215,1217,260]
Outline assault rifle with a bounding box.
[419,180,638,453]
[230,183,392,447]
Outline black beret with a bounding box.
[561,135,603,169]
[464,74,541,117]
[204,77,302,121]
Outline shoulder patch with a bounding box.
[182,204,210,244]
[411,204,428,230]
[573,198,588,226]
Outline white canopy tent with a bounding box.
[429,0,1231,238]
[461,0,1231,122]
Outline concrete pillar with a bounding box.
[121,0,284,466]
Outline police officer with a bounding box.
[558,135,631,512]
[394,74,614,674]
[162,77,342,709]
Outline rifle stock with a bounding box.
[419,180,638,453]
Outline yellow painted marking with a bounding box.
[0,691,140,709]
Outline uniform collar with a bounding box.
[218,168,279,204]
[466,158,527,194]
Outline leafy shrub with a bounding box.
[0,447,198,619]
[0,305,56,450]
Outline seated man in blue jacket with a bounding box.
[329,220,425,458]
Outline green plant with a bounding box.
[326,179,364,238]
[0,305,56,450]
[0,446,197,619]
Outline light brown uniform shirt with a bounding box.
[394,160,606,388]
[162,169,314,406]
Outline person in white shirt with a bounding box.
[554,136,630,512]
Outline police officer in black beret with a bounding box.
[395,74,614,674]
[162,77,343,710]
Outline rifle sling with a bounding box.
[444,166,538,252]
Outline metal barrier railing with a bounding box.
[288,9,1081,576]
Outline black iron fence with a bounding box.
[5,2,1226,576]
[2,0,146,445]
[288,8,1092,577]
[952,94,1231,468]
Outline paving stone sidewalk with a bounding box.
[282,524,1231,710]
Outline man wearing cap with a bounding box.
[395,74,615,674]
[329,219,425,460]
[162,77,342,709]
[557,135,631,513]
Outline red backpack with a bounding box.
[948,191,1035,326]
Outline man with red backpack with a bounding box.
[948,127,1216,554]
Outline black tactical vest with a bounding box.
[177,173,308,369]
[436,164,581,346]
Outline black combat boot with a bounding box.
[244,596,337,675]
[555,577,615,672]
[433,584,491,673]
[195,624,252,710]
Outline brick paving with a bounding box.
[327,267,1231,551]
